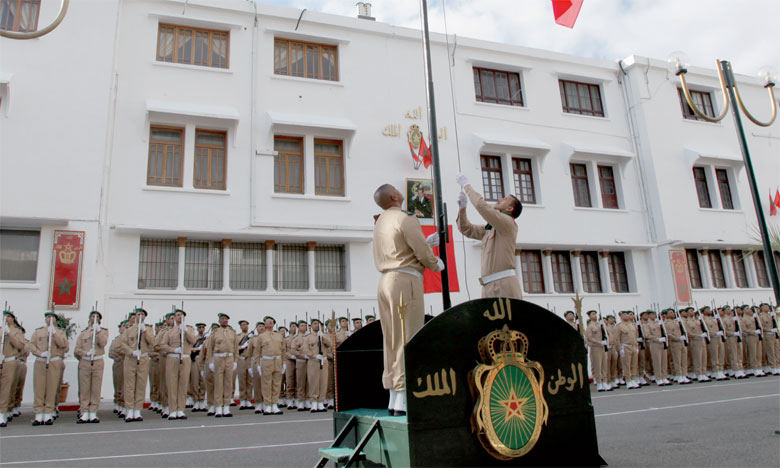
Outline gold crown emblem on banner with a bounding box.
[59,244,77,264]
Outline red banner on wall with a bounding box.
[421,225,460,294]
[48,230,85,309]
[669,249,692,305]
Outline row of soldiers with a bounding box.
[0,306,374,428]
[574,303,780,391]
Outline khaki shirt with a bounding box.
[253,331,286,363]
[207,326,239,364]
[585,321,605,347]
[606,323,618,347]
[284,333,297,361]
[335,329,350,348]
[722,315,740,338]
[759,312,778,337]
[1,325,26,358]
[30,326,69,358]
[291,334,307,360]
[664,318,684,342]
[373,206,440,275]
[74,326,109,360]
[303,332,332,358]
[456,185,517,277]
[616,321,637,349]
[686,317,707,341]
[159,325,197,355]
[108,335,124,361]
[644,320,662,342]
[120,323,155,355]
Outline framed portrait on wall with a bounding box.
[406,178,434,223]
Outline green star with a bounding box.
[56,278,73,295]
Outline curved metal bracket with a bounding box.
[0,0,69,40]
[678,60,730,123]
[731,61,777,127]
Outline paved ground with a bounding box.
[0,376,778,467]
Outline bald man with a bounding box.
[373,183,443,416]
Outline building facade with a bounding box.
[1,0,778,400]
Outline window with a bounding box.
[708,251,725,288]
[731,250,748,288]
[753,251,770,288]
[686,249,702,289]
[550,251,574,293]
[692,166,711,208]
[570,163,591,207]
[520,251,544,293]
[274,39,338,81]
[608,252,629,293]
[193,130,227,190]
[512,158,536,204]
[147,126,184,187]
[274,244,308,290]
[598,165,618,209]
[678,88,715,121]
[315,245,346,290]
[230,243,267,290]
[0,0,39,32]
[0,229,39,282]
[138,239,178,289]
[157,23,229,69]
[184,241,223,290]
[480,155,504,201]
[314,139,344,196]
[715,169,733,210]
[580,252,602,293]
[559,80,604,117]
[473,67,523,107]
[274,136,304,194]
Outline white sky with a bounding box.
[264,0,778,78]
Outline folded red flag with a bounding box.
[552,0,583,28]
[420,225,460,294]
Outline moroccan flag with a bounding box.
[552,0,583,28]
[774,188,780,209]
[408,141,423,165]
[48,230,85,309]
[419,135,433,169]
[421,225,460,294]
[772,191,778,216]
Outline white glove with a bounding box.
[257,366,262,376]
[174,347,182,354]
[683,335,688,342]
[457,191,467,209]
[239,343,249,350]
[316,354,324,361]
[658,337,667,343]
[48,325,56,334]
[436,257,445,272]
[248,367,254,378]
[455,173,469,188]
[131,350,141,358]
[86,349,95,357]
[619,349,625,358]
[179,323,186,331]
[771,328,777,333]
[600,340,608,346]
[232,362,237,371]
[636,337,643,343]
[209,362,215,372]
[425,232,439,248]
[200,370,205,378]
[282,364,287,374]
[716,331,723,337]
[700,333,707,338]
[40,351,50,358]
[754,330,761,335]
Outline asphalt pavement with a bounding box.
[0,376,778,467]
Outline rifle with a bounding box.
[699,310,711,345]
[770,309,780,339]
[733,308,743,343]
[179,313,185,366]
[597,306,609,352]
[657,315,669,350]
[673,303,689,348]
[46,303,54,370]
[712,306,727,343]
[317,332,323,370]
[634,308,645,350]
[136,307,144,365]
[90,302,99,367]
[752,308,764,342]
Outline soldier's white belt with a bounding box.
[295,358,306,362]
[167,353,190,359]
[3,356,17,363]
[385,267,423,282]
[213,352,234,357]
[82,355,104,361]
[35,356,62,362]
[239,356,247,360]
[479,269,516,286]
[262,355,281,360]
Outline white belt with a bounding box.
[385,267,423,282]
[239,356,247,360]
[3,357,16,363]
[295,358,306,362]
[167,353,190,359]
[213,352,234,357]
[82,355,104,361]
[479,269,516,286]
[262,355,281,360]
[35,356,62,362]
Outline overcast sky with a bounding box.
[264,0,778,78]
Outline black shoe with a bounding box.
[77,418,88,424]
[32,420,40,426]
[297,408,306,412]
[230,402,237,407]
[207,412,215,416]
[388,409,395,416]
[91,419,100,423]
[255,409,262,414]
[44,419,53,425]
[168,415,177,420]
[136,417,143,422]
[393,410,406,416]
[179,414,187,420]
[223,413,232,418]
[0,422,6,428]
[215,414,222,418]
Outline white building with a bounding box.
[1,0,778,400]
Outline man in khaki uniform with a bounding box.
[202,323,219,415]
[148,321,162,413]
[584,311,610,391]
[159,309,196,420]
[189,323,208,411]
[355,317,366,329]
[154,313,174,417]
[455,174,523,299]
[758,305,779,375]
[108,320,126,416]
[644,311,670,386]
[686,310,710,382]
[121,308,155,422]
[605,315,620,386]
[373,184,443,415]
[207,313,238,417]
[74,310,108,423]
[741,308,764,376]
[247,322,264,413]
[616,311,639,389]
[282,323,297,408]
[664,309,690,384]
[292,320,309,411]
[702,307,726,380]
[722,308,745,378]
[304,318,331,413]
[236,320,253,410]
[1,310,26,427]
[10,324,30,420]
[255,316,286,415]
[30,311,69,426]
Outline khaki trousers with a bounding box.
[648,342,667,380]
[112,359,123,404]
[165,356,191,413]
[725,337,743,371]
[159,356,168,407]
[285,358,296,400]
[763,335,778,368]
[212,355,234,406]
[206,368,215,406]
[189,358,205,401]
[619,346,637,381]
[589,346,607,383]
[34,360,64,413]
[295,359,307,402]
[149,358,160,403]
[707,339,723,372]
[123,356,150,411]
[252,362,263,405]
[13,362,27,409]
[326,358,334,399]
[261,357,283,405]
[307,358,328,403]
[0,361,18,414]
[237,357,251,401]
[669,341,687,377]
[377,271,424,391]
[77,358,104,413]
[690,339,707,375]
[608,348,619,381]
[745,335,761,370]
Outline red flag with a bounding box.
[408,141,423,164]
[774,189,780,209]
[421,225,460,294]
[772,191,778,216]
[48,230,85,308]
[419,135,432,169]
[552,0,583,28]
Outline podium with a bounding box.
[317,299,607,467]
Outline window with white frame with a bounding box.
[570,161,623,209]
[692,165,738,210]
[580,251,602,293]
[0,229,39,282]
[608,252,629,293]
[520,250,544,294]
[272,134,346,197]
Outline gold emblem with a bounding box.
[407,124,422,150]
[58,244,77,264]
[471,325,549,460]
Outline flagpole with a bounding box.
[419,0,451,310]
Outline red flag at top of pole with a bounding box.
[552,0,584,28]
[770,190,777,216]
[419,135,432,169]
